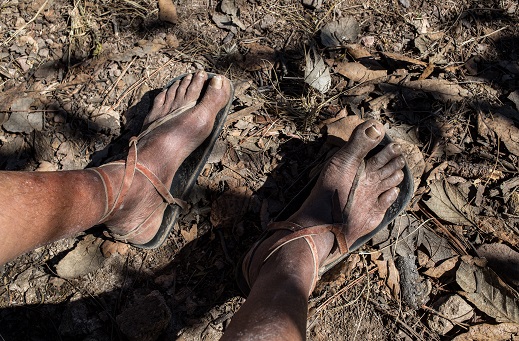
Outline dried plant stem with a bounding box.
[1,0,51,47]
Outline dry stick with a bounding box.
[311,267,377,316]
[418,204,469,255]
[460,26,508,47]
[421,304,469,330]
[368,297,430,341]
[1,0,51,47]
[110,57,176,111]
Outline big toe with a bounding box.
[198,75,232,111]
[333,119,385,165]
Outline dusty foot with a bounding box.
[246,120,406,287]
[96,71,231,245]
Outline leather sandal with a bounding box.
[92,73,234,249]
[237,134,413,296]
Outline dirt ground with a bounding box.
[1,0,519,340]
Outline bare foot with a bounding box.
[245,120,406,288]
[95,71,232,245]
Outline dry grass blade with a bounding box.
[1,0,51,47]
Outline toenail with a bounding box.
[197,70,206,78]
[398,156,405,166]
[392,143,402,154]
[212,75,223,89]
[391,187,400,200]
[366,125,381,140]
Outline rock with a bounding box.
[428,294,474,335]
[117,291,172,341]
[320,16,360,47]
[92,105,120,134]
[55,235,105,279]
[158,0,178,24]
[3,97,44,133]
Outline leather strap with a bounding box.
[95,101,197,224]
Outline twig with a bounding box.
[460,26,508,47]
[421,304,469,330]
[418,204,469,255]
[1,0,51,47]
[110,57,176,110]
[311,267,377,316]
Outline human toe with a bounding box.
[197,75,231,111]
[379,170,404,191]
[185,70,208,101]
[376,155,406,179]
[334,120,385,164]
[367,143,402,171]
[378,187,400,209]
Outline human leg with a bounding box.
[223,120,407,341]
[0,72,232,264]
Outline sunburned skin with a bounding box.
[223,120,407,341]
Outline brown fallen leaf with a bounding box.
[481,113,519,157]
[452,323,519,341]
[423,256,459,278]
[386,257,401,298]
[238,43,276,72]
[424,180,475,226]
[158,0,178,24]
[390,79,470,102]
[101,240,129,258]
[334,61,387,82]
[477,243,519,286]
[418,63,435,80]
[477,216,519,248]
[181,224,198,243]
[345,44,372,59]
[382,52,428,67]
[456,261,519,323]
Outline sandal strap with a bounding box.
[96,101,197,223]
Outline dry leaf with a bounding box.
[304,46,331,93]
[423,256,459,278]
[101,240,129,258]
[181,224,198,243]
[452,323,519,341]
[325,115,364,145]
[418,228,456,264]
[395,79,470,102]
[334,61,387,82]
[508,90,519,111]
[424,180,474,226]
[239,43,276,71]
[456,261,519,323]
[382,52,428,67]
[387,257,401,298]
[477,216,519,248]
[158,0,178,24]
[477,243,519,286]
[320,16,360,47]
[345,44,372,59]
[393,137,424,193]
[481,113,519,157]
[428,294,474,335]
